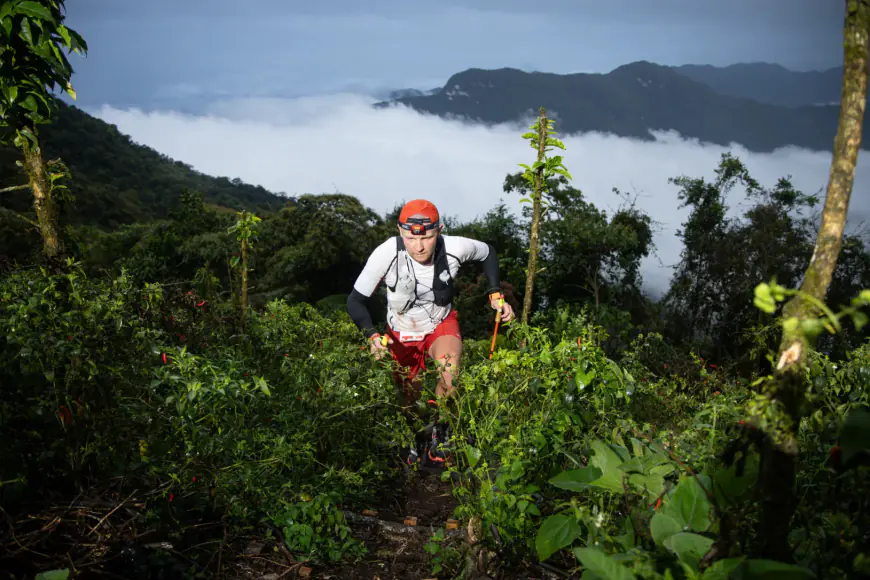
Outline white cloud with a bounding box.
[88,95,870,299]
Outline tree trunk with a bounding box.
[521,108,548,325]
[591,267,600,310]
[757,0,869,561]
[240,237,249,323]
[22,134,61,259]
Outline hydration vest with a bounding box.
[386,235,458,314]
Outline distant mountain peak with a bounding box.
[610,60,670,74]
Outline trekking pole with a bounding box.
[488,294,504,360]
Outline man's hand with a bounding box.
[490,294,515,323]
[369,333,393,359]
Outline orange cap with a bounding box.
[398,199,439,225]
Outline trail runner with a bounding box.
[346,199,514,466]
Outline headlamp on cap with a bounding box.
[399,216,439,236]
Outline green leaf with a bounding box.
[739,559,816,579]
[465,446,482,469]
[575,370,595,389]
[851,309,868,331]
[548,466,603,492]
[35,570,70,580]
[587,440,629,493]
[701,557,745,579]
[535,514,581,561]
[770,281,787,301]
[18,16,33,45]
[68,28,87,53]
[15,1,54,21]
[662,532,713,568]
[800,318,825,340]
[56,24,71,47]
[650,512,682,546]
[3,85,18,104]
[753,283,776,314]
[572,547,636,580]
[664,475,712,532]
[628,472,666,498]
[19,94,38,112]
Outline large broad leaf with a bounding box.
[617,456,646,474]
[701,557,745,579]
[535,514,582,562]
[628,472,666,498]
[587,440,630,493]
[572,547,636,580]
[549,466,603,492]
[613,445,674,497]
[15,1,53,21]
[18,93,38,112]
[664,475,712,532]
[465,446,482,469]
[662,532,714,569]
[649,512,682,546]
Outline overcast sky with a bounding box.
[64,0,845,111]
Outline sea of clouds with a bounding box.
[88,93,870,299]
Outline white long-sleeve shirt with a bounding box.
[352,234,491,336]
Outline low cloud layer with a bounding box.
[90,95,870,299]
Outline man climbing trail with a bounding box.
[346,199,514,467]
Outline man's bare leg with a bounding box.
[428,335,462,400]
[426,335,461,464]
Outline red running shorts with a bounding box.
[385,310,462,390]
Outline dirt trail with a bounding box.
[0,466,463,580]
[315,466,462,579]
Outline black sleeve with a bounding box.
[346,289,378,338]
[482,244,501,295]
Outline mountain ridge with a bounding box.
[671,62,843,107]
[375,61,859,153]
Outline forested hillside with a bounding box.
[0,99,286,230]
[2,1,870,579]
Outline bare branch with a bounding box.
[0,207,40,229]
[0,184,31,194]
